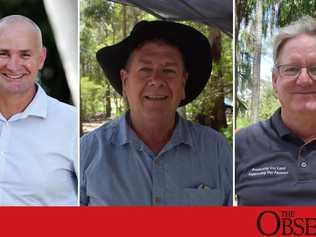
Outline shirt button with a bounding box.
[154,196,161,204]
[300,161,307,168]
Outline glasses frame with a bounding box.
[274,64,316,81]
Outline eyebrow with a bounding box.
[0,49,32,53]
[164,62,179,67]
[20,50,32,54]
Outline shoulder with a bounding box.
[181,119,231,160]
[38,95,77,140]
[235,117,276,166]
[46,96,76,119]
[47,96,76,113]
[80,118,119,150]
[80,118,119,171]
[185,119,229,145]
[236,119,271,144]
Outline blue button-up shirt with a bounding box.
[80,112,232,206]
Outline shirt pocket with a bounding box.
[184,188,225,206]
[165,187,225,206]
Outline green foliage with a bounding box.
[80,76,106,121]
[237,29,253,96]
[187,32,233,132]
[220,121,233,147]
[258,87,279,120]
[236,116,251,129]
[278,0,316,26]
[80,0,157,120]
[237,86,279,129]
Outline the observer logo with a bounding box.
[256,210,316,236]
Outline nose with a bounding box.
[296,68,314,87]
[148,69,166,87]
[6,55,20,71]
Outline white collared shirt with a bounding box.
[0,85,78,206]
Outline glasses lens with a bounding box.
[309,65,316,79]
[280,65,300,77]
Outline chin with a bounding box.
[144,109,173,118]
[145,109,168,116]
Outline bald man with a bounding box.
[0,15,77,206]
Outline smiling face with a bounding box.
[272,33,316,115]
[0,20,46,97]
[120,41,187,122]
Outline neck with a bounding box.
[0,86,36,120]
[129,111,176,155]
[281,109,316,142]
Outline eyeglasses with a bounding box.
[275,64,316,81]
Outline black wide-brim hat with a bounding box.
[96,20,212,106]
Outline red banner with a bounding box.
[1,207,315,236]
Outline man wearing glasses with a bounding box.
[236,16,316,205]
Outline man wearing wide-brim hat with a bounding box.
[80,20,232,206]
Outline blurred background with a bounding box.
[80,0,233,144]
[0,0,78,106]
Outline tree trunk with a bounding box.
[213,72,227,130]
[250,0,262,123]
[105,82,111,118]
[209,28,227,131]
[235,0,240,122]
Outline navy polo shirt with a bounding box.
[236,108,316,206]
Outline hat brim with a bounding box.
[96,20,212,107]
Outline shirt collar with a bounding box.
[271,108,304,144]
[168,114,194,148]
[112,112,130,146]
[17,84,48,120]
[0,84,48,122]
[271,108,291,138]
[112,112,194,149]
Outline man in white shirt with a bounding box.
[0,15,77,205]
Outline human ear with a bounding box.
[181,72,188,100]
[272,69,278,94]
[120,69,128,97]
[38,47,47,70]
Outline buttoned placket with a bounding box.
[297,139,316,181]
[152,153,165,206]
[130,137,164,205]
[151,141,184,206]
[126,115,188,206]
[137,143,165,206]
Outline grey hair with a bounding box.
[273,15,316,64]
[0,15,43,47]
